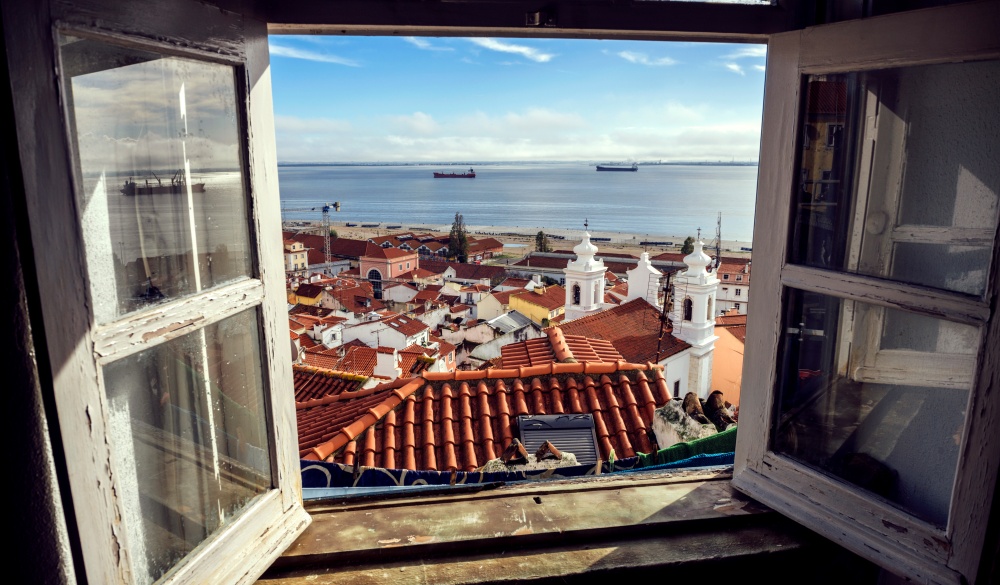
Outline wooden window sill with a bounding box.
[259,467,851,584]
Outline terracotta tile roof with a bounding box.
[302,349,343,370]
[402,343,432,356]
[497,277,530,289]
[716,313,748,326]
[383,314,429,337]
[650,252,688,263]
[413,290,441,302]
[467,237,504,252]
[298,362,672,469]
[295,378,401,458]
[293,364,367,402]
[490,290,518,305]
[724,325,747,343]
[511,255,637,275]
[512,286,565,311]
[361,243,417,261]
[557,298,689,363]
[283,231,371,260]
[298,336,319,350]
[450,304,471,314]
[461,284,491,292]
[499,337,554,367]
[327,286,385,314]
[290,331,300,340]
[717,260,751,284]
[395,268,437,280]
[289,317,309,331]
[294,283,325,299]
[420,260,506,281]
[334,346,378,377]
[398,352,433,376]
[499,328,623,368]
[431,335,457,358]
[289,304,337,318]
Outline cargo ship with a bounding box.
[121,170,206,195]
[433,168,476,178]
[596,163,639,172]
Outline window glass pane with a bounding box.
[60,35,252,323]
[773,289,978,527]
[104,309,271,584]
[790,60,1000,297]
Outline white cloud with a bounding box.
[404,37,453,51]
[268,44,360,67]
[724,45,767,59]
[388,112,440,135]
[467,38,554,63]
[275,115,352,134]
[615,51,677,66]
[725,63,745,76]
[753,64,766,72]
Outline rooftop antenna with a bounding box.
[654,270,674,363]
[714,212,722,270]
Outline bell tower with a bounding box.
[563,227,607,322]
[669,238,719,398]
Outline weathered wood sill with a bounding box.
[260,467,875,584]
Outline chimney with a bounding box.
[374,348,402,380]
[532,274,541,284]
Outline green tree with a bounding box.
[449,212,470,263]
[681,236,695,254]
[329,228,338,239]
[535,230,551,252]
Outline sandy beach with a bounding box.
[287,220,753,261]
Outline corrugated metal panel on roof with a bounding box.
[516,414,600,465]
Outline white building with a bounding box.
[563,232,610,322]
[669,239,719,399]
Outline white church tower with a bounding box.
[626,252,663,308]
[669,239,719,399]
[564,232,607,321]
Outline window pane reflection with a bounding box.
[60,35,253,323]
[773,289,977,527]
[104,309,271,584]
[791,61,1000,297]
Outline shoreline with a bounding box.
[286,220,753,260]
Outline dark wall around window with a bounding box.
[0,8,75,583]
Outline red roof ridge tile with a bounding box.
[304,376,426,461]
[547,327,573,362]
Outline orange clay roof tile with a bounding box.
[295,362,668,471]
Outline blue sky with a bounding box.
[268,36,766,163]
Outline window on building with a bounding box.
[683,298,693,321]
[673,380,681,398]
[572,284,581,305]
[723,274,730,280]
[735,289,741,296]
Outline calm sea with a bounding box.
[277,162,759,243]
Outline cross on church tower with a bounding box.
[584,218,589,231]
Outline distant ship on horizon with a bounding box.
[433,167,476,178]
[121,170,206,195]
[595,162,638,172]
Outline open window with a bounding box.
[5,0,309,582]
[734,3,1000,583]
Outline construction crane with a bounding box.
[281,201,341,265]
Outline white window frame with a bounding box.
[6,1,310,583]
[732,4,1000,584]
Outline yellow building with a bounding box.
[508,286,565,326]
